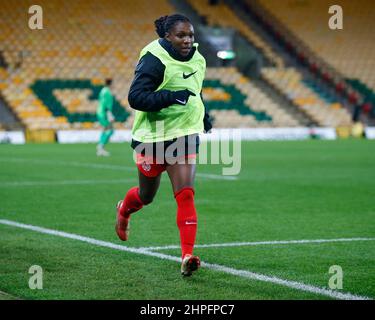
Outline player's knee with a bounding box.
[139,191,155,205]
[174,187,195,205]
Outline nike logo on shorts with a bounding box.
[185,221,197,225]
[183,71,197,79]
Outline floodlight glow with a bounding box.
[217,50,236,60]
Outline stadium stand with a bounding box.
[257,0,375,91]
[251,0,375,121]
[261,67,351,126]
[187,0,353,127]
[0,0,364,133]
[188,0,283,68]
[204,67,300,127]
[0,0,175,131]
[0,0,310,132]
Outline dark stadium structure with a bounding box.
[1,0,374,137]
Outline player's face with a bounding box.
[166,22,194,57]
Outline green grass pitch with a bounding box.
[0,139,374,300]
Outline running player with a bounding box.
[115,14,212,276]
[96,78,115,156]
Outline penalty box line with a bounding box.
[0,218,372,301]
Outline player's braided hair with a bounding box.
[154,14,191,38]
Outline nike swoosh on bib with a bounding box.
[175,98,187,105]
[183,71,197,79]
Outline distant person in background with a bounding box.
[96,78,115,156]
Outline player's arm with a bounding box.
[128,52,194,112]
[103,90,115,122]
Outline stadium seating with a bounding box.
[262,68,352,126]
[189,0,283,68]
[205,67,300,127]
[188,0,353,127]
[257,0,375,93]
[0,0,354,131]
[0,0,174,130]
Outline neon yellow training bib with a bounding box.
[132,39,206,143]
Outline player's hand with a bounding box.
[203,112,213,133]
[107,111,115,122]
[173,89,196,105]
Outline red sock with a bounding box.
[175,187,197,259]
[120,187,143,218]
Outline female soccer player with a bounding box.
[115,14,212,276]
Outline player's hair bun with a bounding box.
[154,14,191,38]
[154,15,168,38]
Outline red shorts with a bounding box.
[136,153,197,178]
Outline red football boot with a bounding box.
[181,255,201,277]
[115,200,130,241]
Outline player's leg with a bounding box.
[97,127,106,155]
[102,128,114,145]
[97,120,112,156]
[137,169,162,205]
[115,169,162,241]
[166,162,200,276]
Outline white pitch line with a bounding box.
[0,157,237,181]
[0,157,134,171]
[0,178,136,187]
[196,173,238,180]
[200,261,371,301]
[0,219,181,261]
[0,219,371,300]
[139,237,375,251]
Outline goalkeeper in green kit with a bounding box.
[96,78,115,156]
